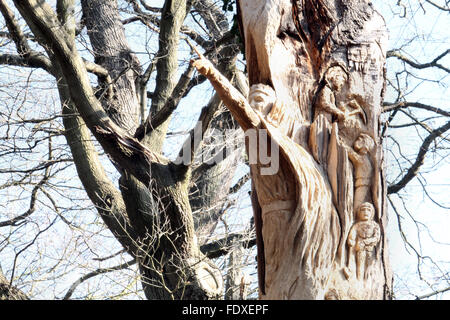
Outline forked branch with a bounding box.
[388,120,450,194]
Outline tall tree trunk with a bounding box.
[193,0,392,299]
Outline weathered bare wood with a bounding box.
[10,0,225,300]
[193,0,393,299]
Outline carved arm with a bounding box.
[316,88,346,120]
[364,224,381,247]
[347,225,357,248]
[342,141,360,165]
[190,58,261,131]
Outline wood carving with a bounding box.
[345,202,381,281]
[192,0,392,299]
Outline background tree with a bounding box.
[375,0,449,299]
[194,0,392,299]
[0,0,448,300]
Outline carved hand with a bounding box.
[191,58,214,77]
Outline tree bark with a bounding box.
[81,0,141,132]
[145,0,188,152]
[9,0,226,300]
[193,0,392,299]
[0,270,27,300]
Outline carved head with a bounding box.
[353,133,375,154]
[325,66,347,91]
[248,84,276,115]
[357,202,375,221]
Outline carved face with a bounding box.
[353,134,374,154]
[326,67,347,91]
[248,84,276,115]
[357,203,374,221]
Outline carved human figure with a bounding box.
[248,84,297,293]
[345,133,375,211]
[346,202,381,280]
[314,66,348,122]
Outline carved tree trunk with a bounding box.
[193,0,392,299]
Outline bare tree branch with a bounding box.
[63,258,136,300]
[229,173,250,194]
[0,176,47,227]
[134,63,195,140]
[200,232,255,259]
[416,286,450,300]
[383,101,450,118]
[388,120,450,194]
[424,0,450,12]
[0,53,53,73]
[0,0,31,55]
[387,49,450,73]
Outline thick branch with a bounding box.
[0,0,54,74]
[63,259,136,300]
[146,0,187,151]
[56,0,76,37]
[200,232,256,259]
[0,53,53,73]
[0,0,31,55]
[192,0,228,39]
[387,49,450,73]
[81,0,142,131]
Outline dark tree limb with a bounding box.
[0,53,53,73]
[134,63,195,140]
[0,175,48,227]
[387,49,449,73]
[0,0,31,55]
[424,0,450,12]
[201,232,256,259]
[388,120,450,194]
[63,259,136,300]
[383,101,450,118]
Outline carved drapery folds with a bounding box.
[193,0,391,299]
[237,0,390,300]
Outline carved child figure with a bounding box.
[346,202,380,280]
[346,133,375,211]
